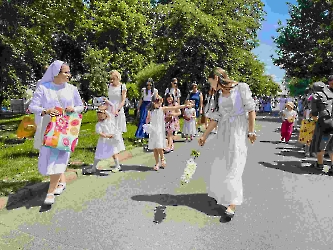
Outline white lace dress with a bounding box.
[196,83,255,206]
[182,108,197,135]
[147,108,167,149]
[108,83,127,133]
[94,111,125,160]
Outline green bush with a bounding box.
[133,62,170,91]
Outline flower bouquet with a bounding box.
[180,149,200,185]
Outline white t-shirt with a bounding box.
[283,110,297,119]
[142,88,158,101]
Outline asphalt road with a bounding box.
[0,112,332,250]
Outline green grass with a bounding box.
[0,109,142,196]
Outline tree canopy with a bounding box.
[0,0,281,107]
[273,0,333,96]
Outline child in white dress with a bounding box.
[86,100,125,174]
[144,95,189,170]
[182,100,197,141]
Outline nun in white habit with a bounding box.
[29,60,83,205]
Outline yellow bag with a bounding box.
[16,116,37,139]
[298,119,316,145]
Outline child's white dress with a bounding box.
[95,112,125,160]
[182,107,196,135]
[147,108,167,149]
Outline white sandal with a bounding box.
[54,183,66,195]
[44,193,55,205]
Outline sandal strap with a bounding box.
[47,193,55,197]
[58,182,66,187]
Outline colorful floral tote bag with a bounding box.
[43,108,82,152]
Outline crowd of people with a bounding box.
[28,60,257,221]
[27,58,332,221]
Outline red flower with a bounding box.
[71,138,78,152]
[62,137,70,146]
[71,119,80,127]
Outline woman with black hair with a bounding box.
[135,78,158,139]
[197,67,256,220]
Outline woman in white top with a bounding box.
[108,70,127,133]
[165,78,181,104]
[135,78,158,139]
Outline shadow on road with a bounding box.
[259,161,325,175]
[132,193,226,218]
[256,116,281,123]
[259,140,281,144]
[6,182,52,212]
[275,149,305,159]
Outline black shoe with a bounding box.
[311,162,323,170]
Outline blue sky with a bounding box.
[253,0,297,87]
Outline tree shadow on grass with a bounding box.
[0,138,26,145]
[4,181,52,212]
[132,193,231,223]
[2,150,39,159]
[259,161,324,175]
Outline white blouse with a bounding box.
[142,88,158,101]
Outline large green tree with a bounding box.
[145,0,280,98]
[273,0,333,80]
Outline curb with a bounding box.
[0,145,152,211]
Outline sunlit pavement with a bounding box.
[1,112,332,250]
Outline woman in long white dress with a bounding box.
[198,67,257,220]
[108,70,127,133]
[29,60,83,205]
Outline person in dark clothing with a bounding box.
[309,80,333,174]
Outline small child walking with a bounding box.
[280,102,297,143]
[145,95,189,171]
[164,93,181,152]
[86,99,125,174]
[182,100,197,142]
